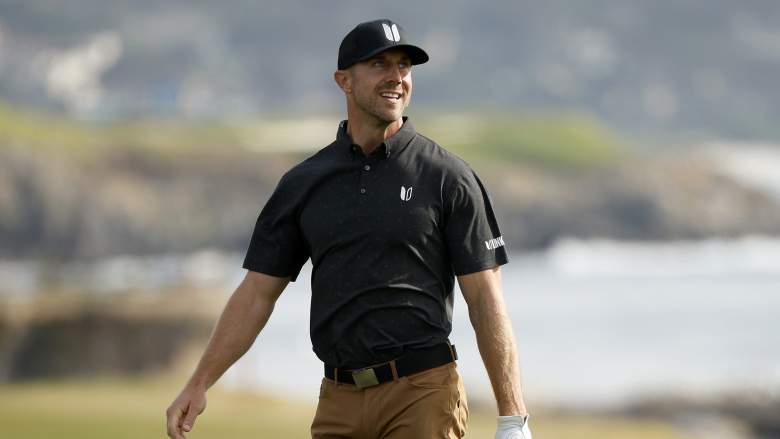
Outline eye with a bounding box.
[372,59,386,68]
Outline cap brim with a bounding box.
[349,44,429,68]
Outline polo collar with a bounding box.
[337,116,416,159]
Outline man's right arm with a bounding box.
[166,270,290,439]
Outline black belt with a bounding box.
[324,343,458,389]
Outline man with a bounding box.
[166,19,532,439]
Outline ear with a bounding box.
[334,70,352,94]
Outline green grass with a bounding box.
[0,101,102,156]
[0,101,245,160]
[0,374,314,439]
[1,101,627,170]
[417,110,627,170]
[0,373,694,439]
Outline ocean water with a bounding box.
[221,236,780,409]
[3,237,778,408]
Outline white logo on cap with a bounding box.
[383,23,401,42]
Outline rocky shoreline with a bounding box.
[0,291,217,381]
[622,393,780,439]
[1,292,778,439]
[3,307,778,438]
[487,152,780,249]
[3,146,780,261]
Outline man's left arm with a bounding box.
[458,266,532,437]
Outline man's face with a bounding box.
[347,49,413,124]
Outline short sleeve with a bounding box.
[242,173,309,281]
[443,166,509,275]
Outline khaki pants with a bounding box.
[311,362,469,439]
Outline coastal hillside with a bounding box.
[2,105,779,260]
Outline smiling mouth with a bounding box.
[379,92,402,100]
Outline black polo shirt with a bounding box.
[243,117,509,368]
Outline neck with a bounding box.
[346,111,403,155]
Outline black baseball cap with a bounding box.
[338,19,429,70]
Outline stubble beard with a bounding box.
[353,83,409,126]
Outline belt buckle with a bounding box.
[351,367,380,389]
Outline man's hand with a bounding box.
[163,271,289,438]
[166,385,207,439]
[495,415,532,439]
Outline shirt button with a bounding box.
[360,187,366,194]
[363,164,371,171]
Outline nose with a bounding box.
[384,64,404,83]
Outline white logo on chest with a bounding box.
[400,185,413,201]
